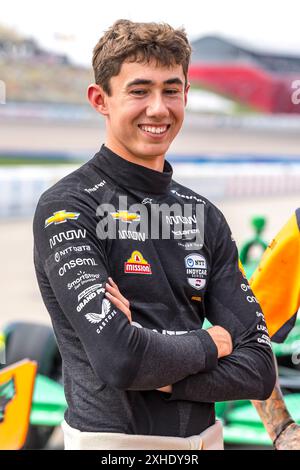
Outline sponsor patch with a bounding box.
[58,257,97,277]
[78,284,103,301]
[85,299,111,324]
[45,210,80,228]
[238,260,247,279]
[191,296,202,302]
[84,180,106,193]
[110,211,140,223]
[54,245,91,262]
[119,230,146,242]
[170,189,206,205]
[185,253,207,290]
[124,250,152,275]
[49,229,86,249]
[67,271,100,291]
[240,283,251,292]
[85,299,118,334]
[76,284,104,312]
[141,198,153,205]
[166,214,197,225]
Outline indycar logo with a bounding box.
[45,210,80,228]
[185,253,207,290]
[110,211,140,223]
[124,250,152,275]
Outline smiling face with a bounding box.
[89,59,189,167]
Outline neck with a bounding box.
[104,140,165,173]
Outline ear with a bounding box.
[87,84,109,116]
[184,82,190,107]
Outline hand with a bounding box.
[206,325,233,358]
[157,385,172,394]
[105,277,132,324]
[275,423,300,450]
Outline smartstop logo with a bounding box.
[96,196,205,251]
[291,80,300,105]
[0,80,6,104]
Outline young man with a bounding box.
[33,19,276,450]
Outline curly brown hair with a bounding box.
[92,19,191,95]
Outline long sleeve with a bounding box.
[167,213,276,403]
[33,194,218,391]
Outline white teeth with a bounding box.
[140,125,167,134]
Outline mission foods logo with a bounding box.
[185,253,207,290]
[45,210,80,228]
[124,251,152,275]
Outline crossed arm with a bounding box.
[105,277,233,394]
[106,278,299,449]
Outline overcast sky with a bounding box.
[2,0,300,66]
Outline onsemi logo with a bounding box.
[110,211,140,223]
[58,257,97,277]
[124,251,152,275]
[45,210,80,228]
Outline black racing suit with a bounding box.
[33,144,276,437]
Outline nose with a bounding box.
[146,92,169,119]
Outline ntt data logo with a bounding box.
[0,81,6,104]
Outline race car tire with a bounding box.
[4,322,62,449]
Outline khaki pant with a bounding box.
[61,419,223,450]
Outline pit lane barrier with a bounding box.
[0,153,300,218]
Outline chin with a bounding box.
[140,142,171,157]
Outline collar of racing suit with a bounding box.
[93,144,173,195]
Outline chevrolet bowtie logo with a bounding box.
[110,211,140,223]
[44,210,80,228]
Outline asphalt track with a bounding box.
[1,115,300,156]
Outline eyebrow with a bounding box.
[126,77,184,88]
